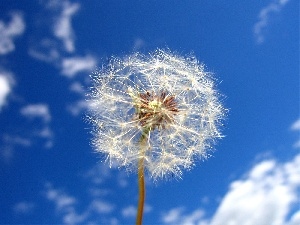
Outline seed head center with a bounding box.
[149,100,162,112]
[130,90,179,130]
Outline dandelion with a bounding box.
[87,49,226,224]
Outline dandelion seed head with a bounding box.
[87,49,226,180]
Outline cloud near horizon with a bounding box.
[162,152,300,225]
[209,154,300,225]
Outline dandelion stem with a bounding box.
[136,156,145,225]
[136,128,150,225]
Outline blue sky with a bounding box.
[0,0,299,224]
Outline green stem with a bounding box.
[136,128,150,225]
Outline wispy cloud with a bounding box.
[0,135,31,164]
[28,39,60,63]
[122,204,152,218]
[29,0,78,62]
[67,100,90,116]
[122,205,137,218]
[1,103,54,163]
[0,72,14,111]
[292,141,300,149]
[3,135,31,147]
[43,182,117,224]
[45,0,80,53]
[162,207,205,225]
[81,163,114,185]
[45,183,77,210]
[61,55,97,77]
[44,182,88,224]
[20,103,54,148]
[0,12,25,55]
[53,1,80,53]
[13,201,35,214]
[20,104,51,122]
[133,38,146,50]
[253,0,291,44]
[291,119,300,148]
[69,82,85,94]
[29,1,98,79]
[90,200,114,214]
[81,162,132,191]
[27,0,97,118]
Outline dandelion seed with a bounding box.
[87,49,225,180]
[86,49,226,224]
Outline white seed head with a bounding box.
[87,49,226,180]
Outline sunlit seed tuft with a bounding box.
[87,49,226,180]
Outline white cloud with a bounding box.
[133,38,145,50]
[81,163,131,190]
[3,135,31,147]
[13,201,35,214]
[20,104,51,122]
[37,127,54,149]
[43,182,117,224]
[62,211,88,225]
[28,39,60,63]
[293,140,300,149]
[29,0,84,70]
[122,205,136,218]
[88,188,111,198]
[81,163,112,185]
[291,119,300,131]
[210,154,300,225]
[0,72,14,111]
[162,207,205,225]
[121,204,152,218]
[0,12,25,54]
[44,183,89,224]
[161,154,300,225]
[253,0,291,44]
[162,207,184,223]
[45,0,80,53]
[0,135,31,164]
[53,2,79,53]
[45,185,77,210]
[117,171,129,188]
[0,146,14,164]
[249,160,275,178]
[67,100,90,116]
[69,82,85,94]
[291,119,300,148]
[61,55,97,77]
[20,104,54,148]
[1,103,53,163]
[90,200,114,214]
[287,211,300,225]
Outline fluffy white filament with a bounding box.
[87,49,226,180]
